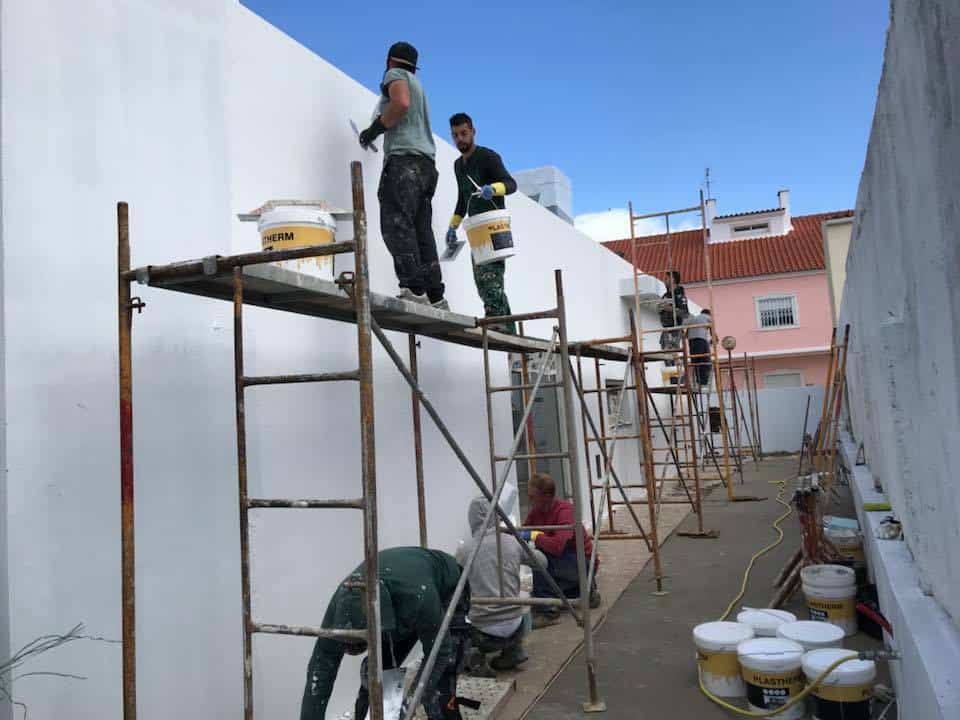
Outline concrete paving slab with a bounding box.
[493,502,694,719]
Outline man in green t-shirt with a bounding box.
[358,42,447,310]
[446,113,517,333]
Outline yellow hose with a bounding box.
[698,653,860,717]
[718,477,793,622]
[700,476,865,716]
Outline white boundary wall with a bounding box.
[839,1,960,717]
[0,2,658,717]
[740,386,824,454]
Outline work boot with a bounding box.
[531,611,560,630]
[397,288,429,305]
[465,649,496,678]
[431,298,450,311]
[490,645,528,672]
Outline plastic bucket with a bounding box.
[661,367,679,384]
[777,620,844,651]
[825,526,864,562]
[737,638,805,719]
[463,209,515,265]
[737,609,797,637]
[258,205,337,278]
[801,564,858,637]
[803,648,875,720]
[692,621,755,698]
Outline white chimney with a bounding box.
[705,197,717,228]
[778,189,792,230]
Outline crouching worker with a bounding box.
[520,473,600,628]
[300,547,470,720]
[457,497,529,676]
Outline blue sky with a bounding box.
[241,1,888,239]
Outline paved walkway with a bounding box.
[525,455,875,719]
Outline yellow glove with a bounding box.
[530,530,543,543]
[449,214,463,230]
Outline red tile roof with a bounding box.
[602,211,853,283]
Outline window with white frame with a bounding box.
[755,294,799,329]
[733,222,769,236]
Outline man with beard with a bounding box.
[446,113,517,333]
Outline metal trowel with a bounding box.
[440,236,466,262]
[350,119,379,153]
[364,668,406,720]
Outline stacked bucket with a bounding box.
[693,562,875,719]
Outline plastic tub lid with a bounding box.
[258,206,336,230]
[737,638,804,671]
[777,621,844,646]
[693,621,755,652]
[800,564,856,588]
[737,608,797,633]
[802,648,876,686]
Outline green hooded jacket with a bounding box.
[300,547,462,718]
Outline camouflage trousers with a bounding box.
[472,259,514,334]
[378,155,444,302]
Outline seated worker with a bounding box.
[684,308,713,387]
[659,270,690,363]
[520,473,600,627]
[456,496,529,675]
[300,547,470,720]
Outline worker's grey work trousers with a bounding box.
[378,154,444,302]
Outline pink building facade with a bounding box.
[605,192,852,389]
[685,272,834,387]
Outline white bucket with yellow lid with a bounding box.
[462,209,515,265]
[257,205,337,278]
[803,648,875,720]
[737,638,806,719]
[736,608,796,637]
[692,621,754,698]
[801,564,858,637]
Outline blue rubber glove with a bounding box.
[518,530,532,541]
[480,184,495,201]
[445,227,458,248]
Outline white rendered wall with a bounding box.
[840,0,960,621]
[839,0,959,715]
[726,386,824,454]
[0,2,659,718]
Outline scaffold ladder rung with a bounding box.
[241,370,360,387]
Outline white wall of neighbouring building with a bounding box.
[0,1,659,718]
[724,386,825,455]
[839,0,960,717]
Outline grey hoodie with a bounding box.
[458,497,525,631]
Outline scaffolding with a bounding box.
[116,162,650,719]
[770,325,851,608]
[605,195,737,556]
[717,352,763,468]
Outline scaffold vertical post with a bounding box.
[630,311,665,593]
[408,334,428,547]
[117,202,137,720]
[350,161,384,719]
[232,267,254,719]
[555,271,605,712]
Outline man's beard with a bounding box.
[457,142,473,153]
